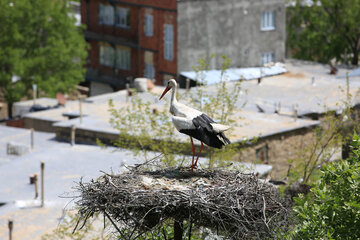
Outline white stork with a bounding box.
[159,79,231,169]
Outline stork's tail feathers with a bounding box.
[210,123,231,133]
[219,132,231,145]
[210,123,231,146]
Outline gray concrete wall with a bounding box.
[177,0,286,71]
[24,117,57,133]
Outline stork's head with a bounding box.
[159,79,177,100]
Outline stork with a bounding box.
[159,79,231,170]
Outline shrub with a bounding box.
[289,133,360,239]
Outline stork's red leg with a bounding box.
[190,137,195,167]
[194,142,204,168]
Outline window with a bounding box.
[99,4,114,25]
[256,145,269,164]
[115,7,130,28]
[145,64,155,79]
[144,14,153,37]
[261,52,275,66]
[261,11,275,31]
[99,43,115,67]
[116,46,131,70]
[164,24,174,61]
[99,43,131,69]
[144,51,155,79]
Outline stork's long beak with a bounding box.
[159,86,172,100]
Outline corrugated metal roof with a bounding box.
[337,67,360,78]
[180,65,287,85]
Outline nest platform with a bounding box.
[74,167,289,239]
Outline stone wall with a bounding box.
[234,127,316,180]
[24,117,57,133]
[55,126,119,145]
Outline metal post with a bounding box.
[311,77,315,86]
[8,219,13,240]
[186,78,190,91]
[126,83,130,102]
[34,173,38,199]
[71,125,76,146]
[174,220,183,240]
[293,104,298,122]
[30,128,34,149]
[40,162,45,207]
[32,84,37,105]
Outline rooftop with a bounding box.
[0,125,271,239]
[180,64,287,84]
[23,85,319,144]
[196,59,360,116]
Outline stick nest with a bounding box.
[74,168,289,239]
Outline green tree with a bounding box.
[287,0,360,65]
[0,0,87,117]
[288,133,360,239]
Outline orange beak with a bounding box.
[159,85,172,100]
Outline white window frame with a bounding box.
[261,52,275,66]
[164,24,174,61]
[144,14,153,37]
[99,44,115,67]
[261,11,275,31]
[99,4,115,25]
[115,7,130,28]
[116,47,131,70]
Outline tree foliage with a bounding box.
[287,0,360,65]
[288,133,360,239]
[0,0,87,117]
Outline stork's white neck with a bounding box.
[170,85,177,105]
[169,83,178,115]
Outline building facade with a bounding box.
[81,0,178,95]
[81,0,285,95]
[177,0,286,72]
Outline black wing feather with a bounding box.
[180,114,230,149]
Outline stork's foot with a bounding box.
[190,164,198,171]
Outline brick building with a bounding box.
[81,0,177,95]
[81,0,286,96]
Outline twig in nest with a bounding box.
[133,153,164,170]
